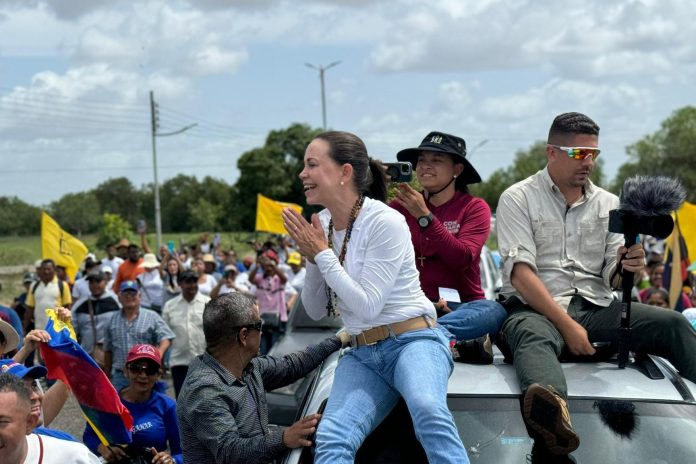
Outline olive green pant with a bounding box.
[501,295,696,398]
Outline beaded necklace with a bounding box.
[325,194,365,317]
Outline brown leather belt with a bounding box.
[350,315,434,347]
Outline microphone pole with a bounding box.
[618,224,638,369]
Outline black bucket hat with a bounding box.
[396,131,482,185]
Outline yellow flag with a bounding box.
[255,194,303,235]
[667,222,683,310]
[41,212,88,281]
[675,201,696,264]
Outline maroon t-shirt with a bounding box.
[390,191,491,302]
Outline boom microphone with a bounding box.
[608,175,686,369]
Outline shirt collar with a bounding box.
[201,351,243,386]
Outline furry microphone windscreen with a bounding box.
[619,175,686,216]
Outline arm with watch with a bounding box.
[392,184,491,269]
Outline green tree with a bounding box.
[0,197,41,235]
[97,213,133,249]
[49,191,101,235]
[611,106,696,200]
[470,141,605,211]
[189,197,224,231]
[93,177,143,225]
[233,123,322,230]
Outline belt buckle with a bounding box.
[361,331,381,346]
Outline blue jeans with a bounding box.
[437,299,507,342]
[314,327,469,464]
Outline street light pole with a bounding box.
[149,90,197,250]
[305,61,341,130]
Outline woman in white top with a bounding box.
[192,258,217,296]
[282,131,469,464]
[137,253,164,313]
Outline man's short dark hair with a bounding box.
[127,244,139,250]
[203,293,257,349]
[548,112,600,142]
[40,259,55,268]
[0,372,31,406]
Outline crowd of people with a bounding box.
[0,111,695,463]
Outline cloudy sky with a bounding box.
[1,0,695,206]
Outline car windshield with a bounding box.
[452,397,696,463]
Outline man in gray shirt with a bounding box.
[177,292,349,464]
[496,112,696,456]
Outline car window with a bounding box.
[450,397,696,463]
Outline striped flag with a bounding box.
[39,309,133,445]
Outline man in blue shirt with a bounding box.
[103,281,174,391]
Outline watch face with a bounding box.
[418,216,430,227]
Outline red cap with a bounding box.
[263,250,279,264]
[125,344,161,367]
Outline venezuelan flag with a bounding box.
[39,309,133,445]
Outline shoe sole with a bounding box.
[523,384,580,455]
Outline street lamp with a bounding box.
[305,61,341,130]
[149,90,197,250]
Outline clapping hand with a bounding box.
[281,208,327,263]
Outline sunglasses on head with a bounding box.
[127,362,160,376]
[548,144,601,160]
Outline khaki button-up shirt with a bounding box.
[497,167,623,309]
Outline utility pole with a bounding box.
[305,61,341,130]
[149,90,197,250]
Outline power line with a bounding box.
[0,163,237,174]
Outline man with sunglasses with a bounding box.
[177,292,351,464]
[496,112,696,457]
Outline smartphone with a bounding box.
[167,240,175,253]
[137,219,147,234]
[384,162,413,182]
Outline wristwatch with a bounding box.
[418,213,433,228]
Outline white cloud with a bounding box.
[481,79,652,121]
[188,45,248,75]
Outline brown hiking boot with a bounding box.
[523,383,579,455]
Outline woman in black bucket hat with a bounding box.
[390,131,507,362]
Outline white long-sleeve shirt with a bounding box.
[302,197,434,334]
